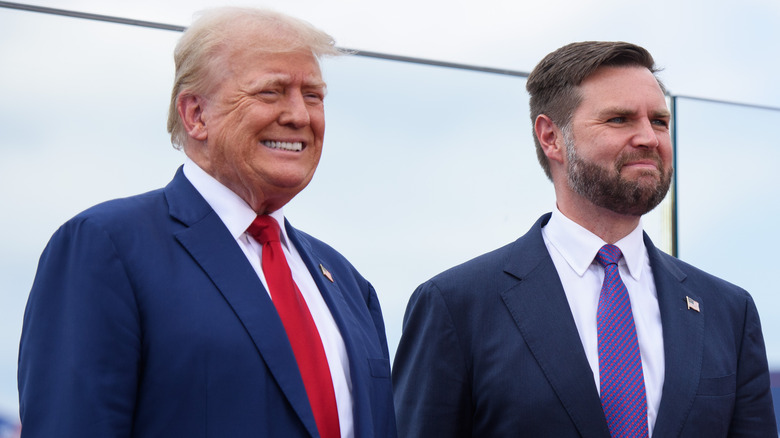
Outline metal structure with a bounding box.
[3,0,780,257]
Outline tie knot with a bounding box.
[247,215,281,244]
[596,244,623,267]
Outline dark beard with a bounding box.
[566,138,673,216]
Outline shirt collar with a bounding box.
[182,157,291,247]
[543,206,647,281]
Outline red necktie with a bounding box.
[247,215,340,438]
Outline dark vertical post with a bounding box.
[669,95,679,258]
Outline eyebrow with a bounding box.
[599,107,671,119]
[257,74,326,90]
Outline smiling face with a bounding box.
[182,36,326,213]
[563,65,673,216]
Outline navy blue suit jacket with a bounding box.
[18,168,397,437]
[393,213,776,437]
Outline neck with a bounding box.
[555,191,641,245]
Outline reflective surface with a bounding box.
[676,98,780,364]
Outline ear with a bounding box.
[177,91,208,141]
[534,114,565,165]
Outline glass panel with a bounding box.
[299,53,671,358]
[0,4,684,427]
[676,98,780,424]
[676,98,780,364]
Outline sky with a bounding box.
[7,0,780,108]
[1,0,779,425]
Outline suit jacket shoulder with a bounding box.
[393,213,609,437]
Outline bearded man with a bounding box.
[392,41,776,437]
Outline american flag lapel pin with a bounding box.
[319,264,334,283]
[686,296,700,312]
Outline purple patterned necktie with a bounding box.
[596,244,648,438]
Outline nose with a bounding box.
[631,118,661,149]
[278,92,311,128]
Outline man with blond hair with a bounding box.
[19,8,396,437]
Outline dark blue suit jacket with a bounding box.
[18,168,397,437]
[393,213,776,437]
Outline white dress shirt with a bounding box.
[183,158,354,438]
[541,207,664,436]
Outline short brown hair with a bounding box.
[526,41,664,179]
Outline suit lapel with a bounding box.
[645,236,704,438]
[285,222,354,333]
[164,170,319,438]
[497,216,706,437]
[500,215,611,437]
[284,222,374,436]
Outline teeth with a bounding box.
[263,141,303,152]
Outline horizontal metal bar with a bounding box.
[341,48,529,77]
[2,1,779,111]
[673,94,780,113]
[0,1,185,31]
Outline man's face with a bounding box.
[564,65,673,216]
[194,43,326,212]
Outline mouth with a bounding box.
[622,160,659,171]
[262,140,303,152]
[618,152,663,173]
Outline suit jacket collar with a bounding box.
[501,213,612,437]
[164,168,320,437]
[502,213,706,438]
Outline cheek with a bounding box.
[310,108,326,137]
[215,131,255,169]
[659,142,674,165]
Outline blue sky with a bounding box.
[1,0,779,422]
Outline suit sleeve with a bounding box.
[18,218,141,438]
[364,281,399,437]
[366,282,392,362]
[392,281,472,438]
[728,293,777,437]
